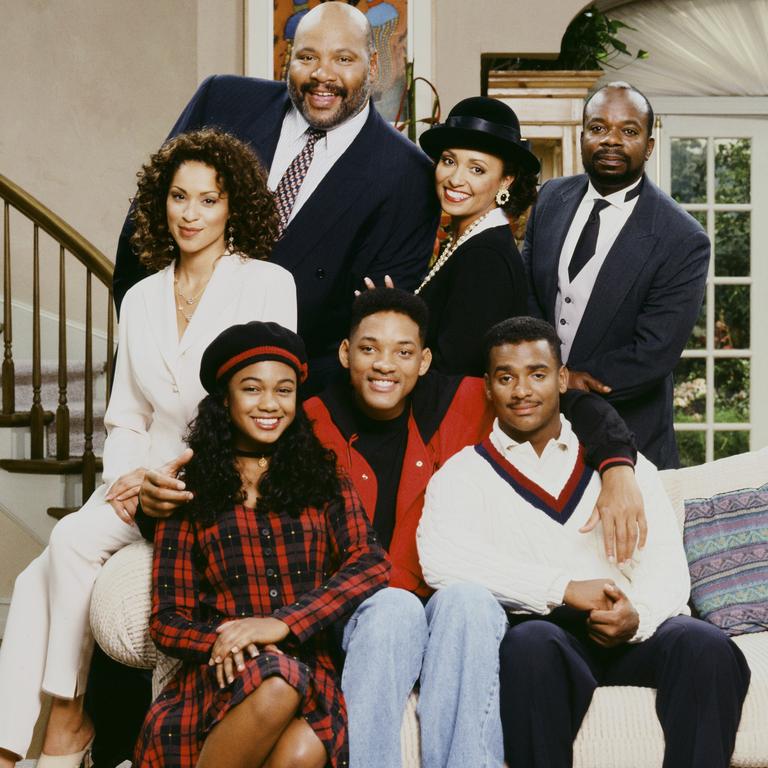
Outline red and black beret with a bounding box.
[200,321,308,393]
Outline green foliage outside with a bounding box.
[671,138,752,466]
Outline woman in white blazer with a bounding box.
[0,130,297,768]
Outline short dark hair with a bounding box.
[483,316,563,371]
[583,81,655,136]
[349,288,429,344]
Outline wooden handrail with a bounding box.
[0,173,113,287]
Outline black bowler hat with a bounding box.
[419,97,540,174]
[200,321,308,393]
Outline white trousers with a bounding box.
[0,484,142,757]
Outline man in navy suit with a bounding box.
[523,82,709,469]
[113,1,439,394]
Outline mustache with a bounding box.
[300,82,348,98]
[593,149,629,161]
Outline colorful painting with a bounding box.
[273,0,408,122]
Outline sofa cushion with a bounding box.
[684,483,768,635]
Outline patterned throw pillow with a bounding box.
[683,483,768,635]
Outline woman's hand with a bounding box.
[210,615,288,689]
[105,468,147,524]
[210,617,289,666]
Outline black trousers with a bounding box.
[499,613,751,768]
[86,645,152,767]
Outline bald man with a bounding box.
[523,82,709,468]
[114,1,439,395]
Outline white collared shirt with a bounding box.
[489,415,573,497]
[267,102,370,223]
[555,177,642,363]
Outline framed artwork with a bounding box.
[246,0,431,127]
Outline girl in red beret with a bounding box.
[135,321,390,768]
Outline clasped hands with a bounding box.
[563,579,640,647]
[208,616,290,689]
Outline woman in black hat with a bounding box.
[135,321,389,768]
[417,96,540,375]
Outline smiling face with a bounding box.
[485,339,568,455]
[166,161,229,261]
[226,360,297,451]
[287,4,377,130]
[581,87,654,196]
[434,148,513,235]
[339,311,432,421]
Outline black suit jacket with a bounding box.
[114,76,440,390]
[523,174,710,469]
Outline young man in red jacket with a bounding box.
[140,288,643,768]
[302,289,642,768]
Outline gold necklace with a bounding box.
[174,262,216,323]
[415,209,495,294]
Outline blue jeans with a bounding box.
[341,584,507,768]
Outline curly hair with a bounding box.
[130,128,278,271]
[182,389,341,526]
[500,157,539,218]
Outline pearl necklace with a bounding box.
[415,210,495,294]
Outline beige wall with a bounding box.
[432,0,591,110]
[0,0,242,325]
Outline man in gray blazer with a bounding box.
[523,82,709,469]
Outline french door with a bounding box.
[651,115,768,465]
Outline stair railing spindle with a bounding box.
[30,225,45,458]
[56,245,70,460]
[2,201,14,415]
[106,289,114,405]
[82,270,96,499]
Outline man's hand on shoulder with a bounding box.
[568,369,611,394]
[587,584,639,647]
[563,579,615,612]
[139,449,194,518]
[581,465,648,566]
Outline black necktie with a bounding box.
[568,199,611,281]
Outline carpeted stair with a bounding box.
[11,359,108,457]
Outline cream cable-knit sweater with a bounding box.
[417,416,691,642]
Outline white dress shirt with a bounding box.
[556,177,642,362]
[417,415,691,642]
[267,102,370,223]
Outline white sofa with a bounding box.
[90,448,768,767]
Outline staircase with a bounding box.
[0,173,115,625]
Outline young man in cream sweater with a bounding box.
[418,316,750,768]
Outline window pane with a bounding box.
[715,285,750,349]
[715,138,750,204]
[689,210,707,229]
[676,431,705,467]
[674,358,706,423]
[715,211,750,276]
[671,138,707,204]
[714,359,750,423]
[714,430,749,460]
[686,294,706,351]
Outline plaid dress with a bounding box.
[134,479,390,768]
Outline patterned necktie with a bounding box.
[274,128,326,236]
[567,199,611,281]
